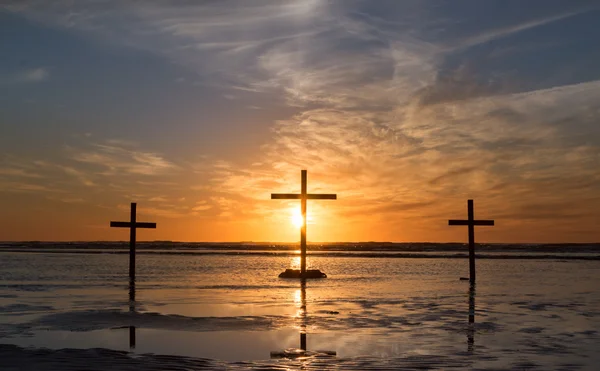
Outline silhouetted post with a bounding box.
[271,170,336,276]
[448,200,494,284]
[110,203,156,283]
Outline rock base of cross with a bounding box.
[278,269,327,279]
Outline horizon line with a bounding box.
[1,240,599,245]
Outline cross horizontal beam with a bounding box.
[271,193,337,200]
[448,219,494,226]
[448,220,494,226]
[110,221,157,229]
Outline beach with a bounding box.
[1,244,599,370]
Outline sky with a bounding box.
[1,0,600,243]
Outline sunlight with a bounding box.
[292,288,306,321]
[289,207,313,228]
[289,255,312,270]
[291,209,304,228]
[294,288,302,304]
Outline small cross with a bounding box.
[271,170,336,276]
[448,199,494,284]
[110,203,156,283]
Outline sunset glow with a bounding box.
[1,2,600,243]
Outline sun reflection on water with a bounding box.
[289,256,312,270]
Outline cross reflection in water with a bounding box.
[300,279,307,351]
[271,279,335,358]
[468,284,475,353]
[129,278,136,349]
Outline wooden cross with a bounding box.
[110,202,156,283]
[448,199,494,284]
[271,170,336,275]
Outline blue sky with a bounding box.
[1,1,600,242]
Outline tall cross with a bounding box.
[271,170,336,275]
[448,199,494,284]
[110,203,156,283]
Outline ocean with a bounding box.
[1,242,599,370]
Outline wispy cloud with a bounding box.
[22,67,49,82]
[0,67,49,84]
[453,8,594,51]
[71,142,176,176]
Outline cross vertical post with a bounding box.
[448,199,494,284]
[468,200,475,283]
[301,170,307,274]
[130,203,136,282]
[271,170,336,278]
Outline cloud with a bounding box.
[0,67,49,84]
[22,67,49,82]
[0,167,43,178]
[71,141,176,176]
[453,8,593,51]
[192,201,212,212]
[0,139,191,211]
[0,180,56,193]
[59,166,95,187]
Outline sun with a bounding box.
[290,207,314,228]
[291,208,304,228]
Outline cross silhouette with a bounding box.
[271,170,336,276]
[110,203,156,282]
[448,199,494,284]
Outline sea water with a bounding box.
[1,243,599,370]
